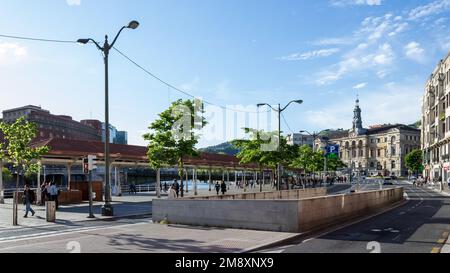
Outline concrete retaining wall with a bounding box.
[297,187,404,232]
[183,187,327,200]
[153,187,404,233]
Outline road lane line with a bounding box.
[0,222,149,244]
[431,247,441,253]
[438,239,446,244]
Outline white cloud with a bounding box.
[358,14,408,42]
[330,0,382,7]
[315,43,394,85]
[66,0,81,5]
[279,48,340,61]
[0,42,27,64]
[353,82,367,89]
[409,0,450,20]
[404,42,426,63]
[312,38,354,46]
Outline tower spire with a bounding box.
[352,95,366,136]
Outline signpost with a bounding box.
[85,155,97,219]
[324,145,340,186]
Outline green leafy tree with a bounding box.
[326,155,347,172]
[0,117,49,225]
[0,141,5,203]
[233,128,298,190]
[2,168,12,182]
[405,149,423,175]
[144,99,206,197]
[290,145,323,175]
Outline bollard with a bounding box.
[46,201,56,222]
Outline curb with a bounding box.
[84,212,153,222]
[241,233,305,253]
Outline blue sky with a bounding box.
[0,0,449,147]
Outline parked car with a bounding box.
[383,177,394,185]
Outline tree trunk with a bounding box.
[179,160,184,197]
[0,160,4,204]
[13,165,20,226]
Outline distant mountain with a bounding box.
[409,121,421,129]
[199,142,240,156]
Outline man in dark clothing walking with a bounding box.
[174,180,180,197]
[215,182,220,195]
[23,185,36,218]
[220,181,227,195]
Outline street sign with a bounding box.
[326,145,339,156]
[88,155,98,171]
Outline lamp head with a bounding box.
[77,39,90,45]
[294,100,304,105]
[127,20,140,30]
[257,103,267,108]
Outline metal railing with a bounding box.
[121,184,155,193]
[2,187,68,198]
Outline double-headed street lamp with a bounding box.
[78,20,139,216]
[257,100,303,191]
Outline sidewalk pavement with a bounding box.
[0,219,302,253]
[0,186,277,229]
[0,193,154,229]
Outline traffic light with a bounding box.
[83,158,89,174]
[88,155,98,171]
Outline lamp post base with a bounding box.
[101,204,114,216]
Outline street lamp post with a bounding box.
[257,100,303,191]
[78,20,139,216]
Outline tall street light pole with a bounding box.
[257,100,303,191]
[78,20,139,216]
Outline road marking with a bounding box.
[437,239,446,244]
[0,222,149,244]
[431,247,441,253]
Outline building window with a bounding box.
[370,162,375,168]
[377,138,381,143]
[391,147,396,156]
[391,161,396,169]
[377,149,381,157]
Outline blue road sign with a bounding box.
[326,145,339,155]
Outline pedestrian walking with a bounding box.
[215,182,220,195]
[45,181,51,201]
[22,185,36,218]
[40,181,47,206]
[180,181,184,197]
[49,182,59,210]
[168,184,177,199]
[221,181,227,195]
[174,180,180,197]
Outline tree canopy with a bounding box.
[405,149,423,174]
[144,99,207,182]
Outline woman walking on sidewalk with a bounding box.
[23,185,36,218]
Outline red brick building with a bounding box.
[1,105,101,141]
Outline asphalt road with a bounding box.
[263,180,450,253]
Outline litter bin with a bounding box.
[46,201,56,222]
